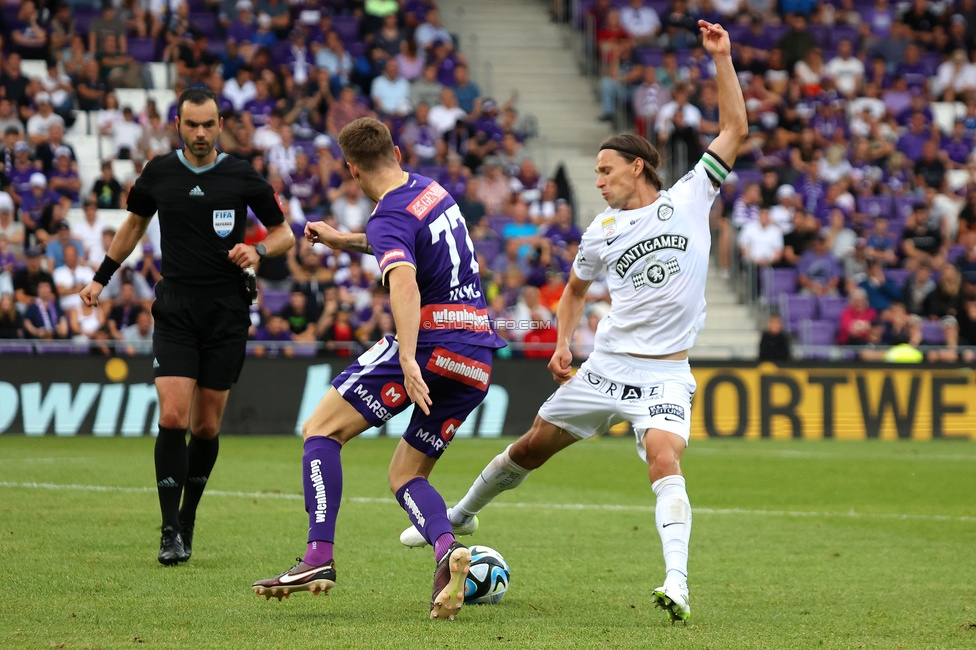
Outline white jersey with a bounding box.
[573,152,728,356]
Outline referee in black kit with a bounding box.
[81,88,295,565]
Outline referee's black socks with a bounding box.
[180,434,219,526]
[155,426,188,531]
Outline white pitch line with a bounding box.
[1,481,974,524]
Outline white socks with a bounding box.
[451,444,531,522]
[652,474,692,584]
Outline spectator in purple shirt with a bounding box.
[437,153,467,198]
[542,200,583,253]
[48,148,81,205]
[896,112,932,162]
[21,173,62,247]
[243,79,278,128]
[941,119,972,168]
[895,44,929,92]
[894,92,933,128]
[287,150,325,218]
[797,233,843,296]
[252,314,295,357]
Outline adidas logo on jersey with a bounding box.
[189,185,205,196]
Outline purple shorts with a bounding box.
[331,335,493,458]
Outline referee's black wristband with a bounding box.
[93,255,121,286]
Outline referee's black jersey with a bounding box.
[126,150,285,293]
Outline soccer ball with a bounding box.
[463,545,511,605]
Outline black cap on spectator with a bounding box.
[57,222,70,231]
[25,247,42,257]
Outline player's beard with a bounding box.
[189,138,216,158]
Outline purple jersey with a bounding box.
[366,173,506,350]
[49,168,80,203]
[10,164,35,198]
[243,97,277,128]
[287,170,323,205]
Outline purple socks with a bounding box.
[395,477,454,560]
[302,436,342,565]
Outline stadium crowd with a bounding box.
[585,0,976,361]
[1,0,975,362]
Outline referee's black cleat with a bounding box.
[179,519,194,559]
[158,525,189,566]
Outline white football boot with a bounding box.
[652,578,690,623]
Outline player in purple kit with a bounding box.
[252,117,506,620]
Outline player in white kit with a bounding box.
[398,20,747,622]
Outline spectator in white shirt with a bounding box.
[825,39,865,99]
[72,199,105,261]
[370,57,412,117]
[52,242,95,312]
[654,84,702,141]
[933,49,976,101]
[26,93,66,148]
[619,0,661,44]
[252,109,285,152]
[266,124,298,181]
[428,88,468,136]
[224,64,257,112]
[738,208,784,268]
[108,107,144,159]
[414,9,453,52]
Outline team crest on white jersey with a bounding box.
[658,204,674,221]
[601,216,617,237]
[213,209,235,237]
[614,234,687,290]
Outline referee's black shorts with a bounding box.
[151,279,250,391]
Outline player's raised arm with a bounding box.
[698,20,747,173]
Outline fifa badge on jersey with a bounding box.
[213,210,235,237]
[601,216,617,238]
[658,204,674,221]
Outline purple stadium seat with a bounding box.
[332,15,361,45]
[762,267,798,304]
[271,41,292,67]
[921,320,946,345]
[856,194,892,218]
[921,52,942,77]
[474,238,502,264]
[0,342,33,354]
[802,319,837,343]
[830,24,860,49]
[34,341,84,354]
[948,244,967,264]
[488,214,513,237]
[637,47,664,68]
[128,37,158,64]
[807,24,831,48]
[884,268,911,289]
[74,6,101,35]
[1,5,19,27]
[780,294,818,331]
[291,344,319,358]
[418,165,446,179]
[733,169,763,187]
[189,12,217,38]
[262,289,291,315]
[892,195,919,221]
[818,294,848,323]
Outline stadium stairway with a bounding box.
[441,0,759,359]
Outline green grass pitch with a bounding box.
[2,435,975,649]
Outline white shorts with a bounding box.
[537,351,696,462]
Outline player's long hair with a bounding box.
[339,118,398,173]
[599,134,663,190]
